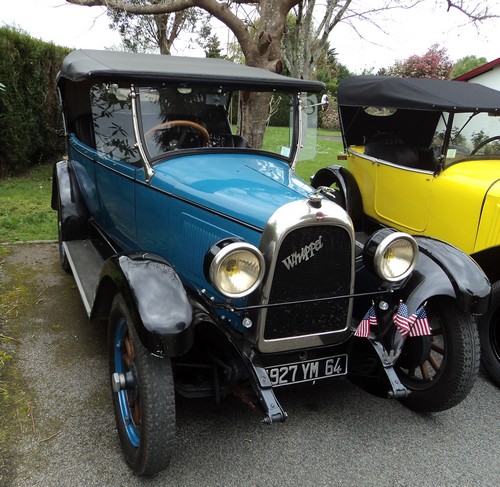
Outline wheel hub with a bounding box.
[111,370,136,392]
[397,335,432,369]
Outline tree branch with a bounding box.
[446,0,499,22]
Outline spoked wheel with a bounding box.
[108,294,175,476]
[478,281,500,387]
[395,297,480,412]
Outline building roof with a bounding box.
[453,58,500,81]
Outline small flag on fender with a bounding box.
[393,301,411,336]
[409,306,432,337]
[355,305,378,337]
[394,301,432,337]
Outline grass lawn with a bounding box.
[261,125,344,180]
[295,129,344,182]
[0,129,344,243]
[0,163,58,243]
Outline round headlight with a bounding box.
[207,242,265,298]
[373,232,418,281]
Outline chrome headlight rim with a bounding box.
[373,231,418,282]
[206,240,265,299]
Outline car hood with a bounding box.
[444,159,500,188]
[441,160,500,213]
[148,153,313,229]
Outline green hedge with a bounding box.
[0,27,70,178]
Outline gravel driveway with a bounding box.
[1,242,499,487]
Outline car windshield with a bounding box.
[434,110,500,164]
[136,86,295,161]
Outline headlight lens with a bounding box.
[364,230,418,282]
[207,242,265,298]
[374,232,418,281]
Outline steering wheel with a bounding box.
[470,135,500,155]
[145,120,210,149]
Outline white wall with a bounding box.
[439,66,500,150]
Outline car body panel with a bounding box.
[146,152,312,230]
[347,149,500,253]
[476,180,500,252]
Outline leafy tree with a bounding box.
[314,48,350,91]
[199,24,224,58]
[281,0,416,81]
[451,55,488,78]
[386,44,453,79]
[66,0,499,146]
[107,2,202,54]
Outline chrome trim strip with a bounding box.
[347,147,434,174]
[130,85,154,183]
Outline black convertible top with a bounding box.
[58,49,325,92]
[338,75,500,148]
[338,76,500,113]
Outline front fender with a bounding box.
[310,165,363,224]
[91,252,194,357]
[403,237,491,315]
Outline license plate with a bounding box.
[266,354,348,387]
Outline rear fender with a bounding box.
[51,160,89,240]
[402,237,491,315]
[91,252,194,357]
[310,165,363,224]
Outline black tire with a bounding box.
[478,281,500,387]
[57,197,71,273]
[395,297,480,412]
[108,294,176,476]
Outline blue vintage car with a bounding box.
[52,50,490,476]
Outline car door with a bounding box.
[374,161,433,233]
[91,84,140,249]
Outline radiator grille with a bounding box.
[264,225,352,340]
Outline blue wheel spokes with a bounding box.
[114,318,140,448]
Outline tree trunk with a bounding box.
[238,91,273,149]
[237,1,293,148]
[155,14,170,54]
[67,0,300,149]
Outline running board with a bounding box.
[63,240,104,317]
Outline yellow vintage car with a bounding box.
[311,75,500,386]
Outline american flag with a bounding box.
[409,306,432,337]
[393,301,411,336]
[355,305,378,338]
